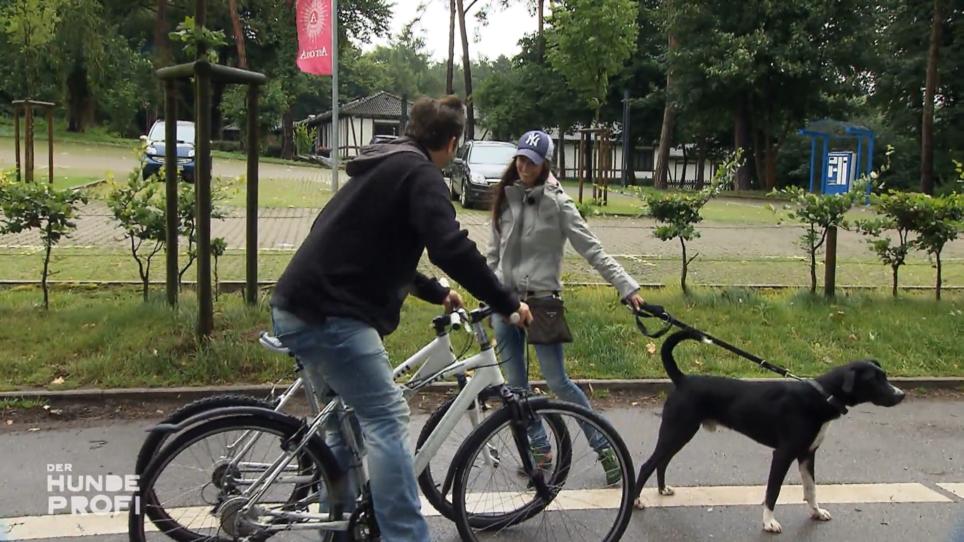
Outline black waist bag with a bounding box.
[525,296,573,344]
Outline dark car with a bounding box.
[141,120,197,182]
[448,140,517,209]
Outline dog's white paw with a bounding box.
[633,498,646,509]
[659,486,675,496]
[762,507,782,534]
[810,507,832,521]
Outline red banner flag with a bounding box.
[296,0,333,75]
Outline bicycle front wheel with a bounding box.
[450,398,635,542]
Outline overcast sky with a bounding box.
[363,1,542,62]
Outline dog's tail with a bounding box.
[661,329,705,387]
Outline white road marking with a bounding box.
[0,483,954,540]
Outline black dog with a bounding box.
[633,329,905,534]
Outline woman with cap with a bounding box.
[486,129,646,485]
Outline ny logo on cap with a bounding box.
[525,133,541,147]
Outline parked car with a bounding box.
[448,140,518,209]
[141,120,197,182]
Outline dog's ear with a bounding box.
[842,368,857,395]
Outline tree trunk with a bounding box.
[920,0,944,195]
[892,265,899,298]
[935,250,942,301]
[733,98,752,191]
[154,0,170,66]
[281,109,295,160]
[42,239,51,310]
[764,141,779,191]
[679,145,688,188]
[537,0,545,57]
[680,237,688,295]
[695,145,706,190]
[456,0,475,140]
[66,67,91,132]
[228,0,247,69]
[559,124,567,178]
[654,33,677,190]
[809,226,818,294]
[446,0,456,94]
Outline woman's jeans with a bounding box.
[492,316,608,453]
[271,307,430,542]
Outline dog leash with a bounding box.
[632,303,849,415]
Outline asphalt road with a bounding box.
[1,395,961,541]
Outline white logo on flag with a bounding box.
[525,133,540,147]
[304,0,328,39]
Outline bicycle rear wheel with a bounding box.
[450,398,634,541]
[129,409,345,542]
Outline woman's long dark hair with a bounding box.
[490,158,549,233]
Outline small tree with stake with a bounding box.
[0,175,86,310]
[773,180,868,295]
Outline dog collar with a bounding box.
[806,380,849,415]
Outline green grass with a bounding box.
[0,286,960,391]
[1,248,961,288]
[0,398,46,409]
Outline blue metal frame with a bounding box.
[799,123,875,201]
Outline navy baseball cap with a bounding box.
[515,130,553,166]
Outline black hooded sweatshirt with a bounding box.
[271,137,518,335]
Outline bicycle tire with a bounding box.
[129,409,345,542]
[416,392,572,525]
[135,394,277,476]
[450,398,634,541]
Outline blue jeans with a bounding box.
[493,316,609,453]
[271,308,430,542]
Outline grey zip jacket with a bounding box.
[486,174,640,299]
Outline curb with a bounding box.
[2,377,961,403]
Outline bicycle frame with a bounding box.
[235,309,507,532]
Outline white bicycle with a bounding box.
[130,306,635,541]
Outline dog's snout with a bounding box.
[891,385,905,403]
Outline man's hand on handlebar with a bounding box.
[442,289,464,313]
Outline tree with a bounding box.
[0,175,86,310]
[856,191,921,298]
[775,184,865,295]
[653,32,677,190]
[912,193,962,300]
[107,168,167,301]
[546,0,638,122]
[637,151,740,293]
[920,0,947,194]
[176,180,228,289]
[447,0,456,94]
[212,237,227,300]
[1,0,63,98]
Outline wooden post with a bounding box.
[195,0,214,337]
[165,80,179,307]
[824,225,837,298]
[46,108,53,185]
[25,104,34,182]
[13,105,21,182]
[245,85,259,306]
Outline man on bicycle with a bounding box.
[271,95,532,541]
